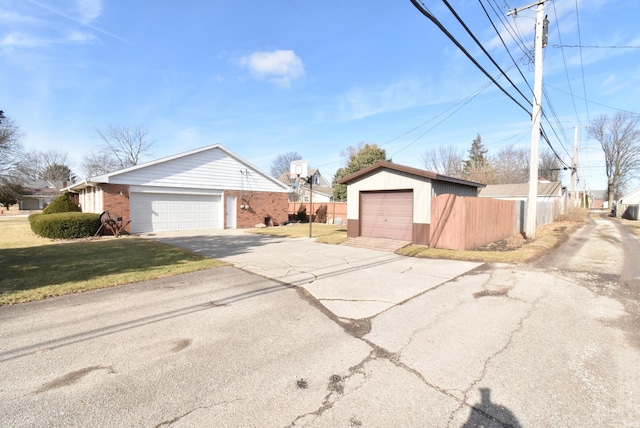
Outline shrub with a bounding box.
[297,204,307,222]
[30,212,101,239]
[315,204,328,223]
[42,193,81,215]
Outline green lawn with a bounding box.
[249,223,348,244]
[0,216,226,305]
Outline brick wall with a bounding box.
[101,184,131,233]
[225,190,288,228]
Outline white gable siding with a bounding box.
[105,147,286,192]
[620,188,640,204]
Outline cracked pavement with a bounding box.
[1,217,639,426]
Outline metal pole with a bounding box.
[308,178,313,238]
[524,1,546,239]
[572,126,578,208]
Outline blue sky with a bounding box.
[2,0,639,191]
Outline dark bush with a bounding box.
[30,212,101,239]
[315,204,328,223]
[42,193,81,214]
[297,204,307,222]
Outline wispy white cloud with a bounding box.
[338,79,429,121]
[25,0,128,44]
[76,0,101,25]
[0,9,37,24]
[0,30,96,47]
[239,49,305,88]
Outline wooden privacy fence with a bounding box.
[514,199,565,234]
[288,202,347,224]
[430,195,516,251]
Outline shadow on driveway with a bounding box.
[147,231,286,259]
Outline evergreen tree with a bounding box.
[463,134,494,184]
[333,143,388,201]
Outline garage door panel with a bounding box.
[360,191,413,241]
[131,193,221,233]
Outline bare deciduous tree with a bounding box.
[421,145,464,177]
[588,112,640,207]
[17,149,74,181]
[539,149,562,183]
[491,145,529,184]
[81,151,122,178]
[0,116,24,176]
[85,124,153,177]
[270,151,302,178]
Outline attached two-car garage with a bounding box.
[130,192,222,234]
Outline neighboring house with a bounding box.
[615,187,640,220]
[478,181,567,229]
[336,161,484,245]
[19,180,66,210]
[279,168,334,203]
[590,190,608,209]
[64,144,289,234]
[618,187,640,204]
[478,181,566,204]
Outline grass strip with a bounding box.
[0,218,226,305]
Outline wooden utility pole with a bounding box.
[509,0,547,239]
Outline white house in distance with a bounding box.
[65,144,289,234]
[278,168,334,203]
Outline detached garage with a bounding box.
[66,145,289,234]
[337,161,484,245]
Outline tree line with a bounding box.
[271,112,640,205]
[0,115,153,209]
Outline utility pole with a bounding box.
[572,126,579,208]
[509,0,547,239]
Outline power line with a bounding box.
[479,0,533,96]
[574,0,590,122]
[410,0,532,117]
[551,0,581,124]
[545,85,640,116]
[441,0,532,107]
[553,44,640,49]
[390,81,495,157]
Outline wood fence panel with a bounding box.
[288,202,347,224]
[430,194,465,250]
[431,195,516,251]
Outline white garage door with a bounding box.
[130,193,221,233]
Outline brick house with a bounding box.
[64,145,289,234]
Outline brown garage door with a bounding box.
[360,191,413,241]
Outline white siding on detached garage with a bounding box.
[346,170,432,224]
[97,146,285,193]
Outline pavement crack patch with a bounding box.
[34,365,115,394]
[154,399,242,427]
[320,298,395,304]
[445,297,542,428]
[287,349,382,427]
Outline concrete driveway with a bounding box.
[3,220,640,426]
[145,229,482,320]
